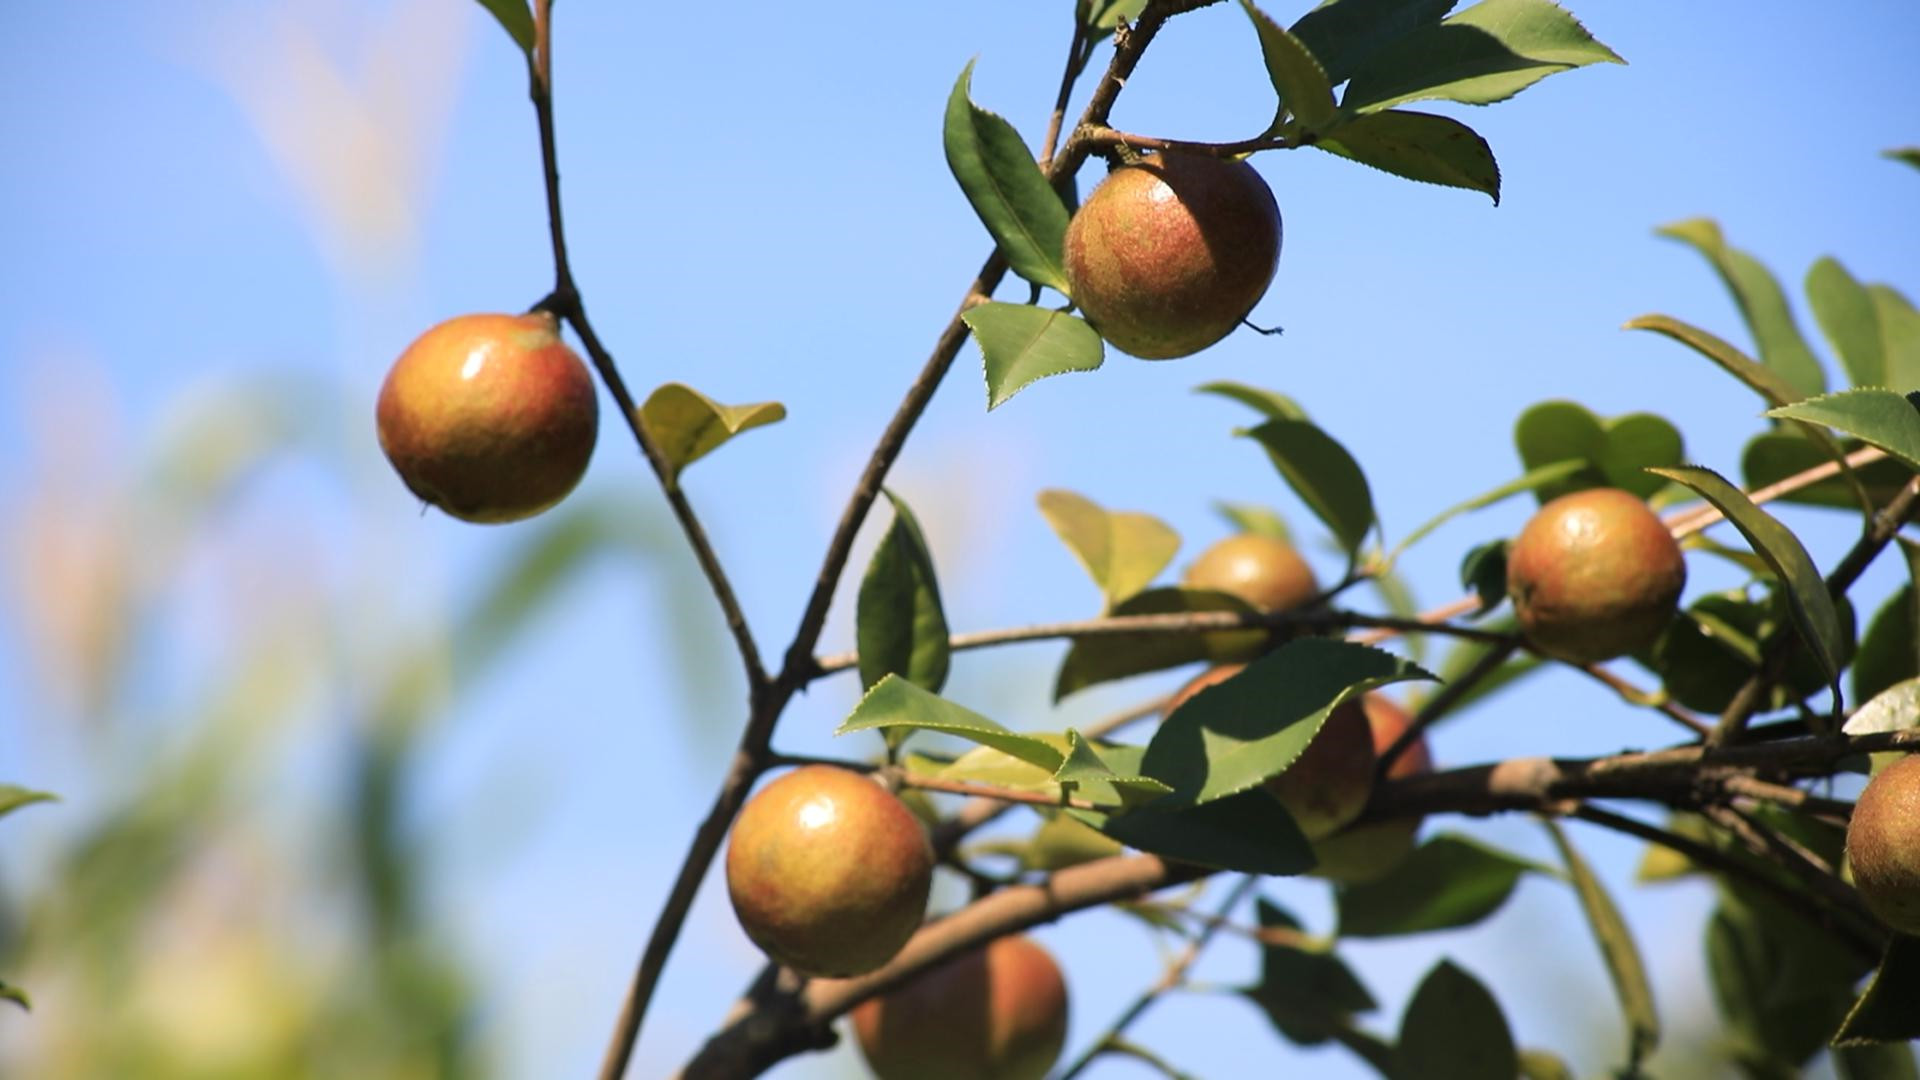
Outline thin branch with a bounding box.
[1078,123,1310,157]
[1665,445,1888,540]
[1376,640,1516,780]
[1039,19,1092,168]
[1573,663,1712,738]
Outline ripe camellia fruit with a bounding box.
[1845,753,1920,935]
[725,765,933,978]
[852,934,1069,1080]
[1063,152,1281,360]
[1183,533,1318,660]
[376,311,598,524]
[1506,487,1686,664]
[1168,664,1375,840]
[1312,696,1433,884]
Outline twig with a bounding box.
[1375,640,1516,780]
[1078,123,1311,157]
[1039,19,1091,168]
[1574,664,1711,738]
[1664,446,1888,540]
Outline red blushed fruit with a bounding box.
[1168,664,1376,840]
[1063,152,1281,360]
[852,934,1069,1080]
[1312,696,1433,884]
[725,765,933,978]
[376,311,598,524]
[1846,753,1920,936]
[1507,487,1686,664]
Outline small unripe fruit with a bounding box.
[1168,664,1375,840]
[725,765,933,977]
[1846,753,1920,935]
[852,934,1069,1080]
[1063,152,1281,360]
[1312,696,1433,884]
[376,311,598,524]
[1507,488,1686,664]
[1183,534,1318,660]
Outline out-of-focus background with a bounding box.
[2,2,1917,1077]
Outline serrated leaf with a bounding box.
[1657,219,1826,397]
[963,303,1105,409]
[1289,0,1457,87]
[1394,959,1518,1080]
[1195,380,1310,421]
[1314,109,1500,202]
[1338,833,1549,937]
[1808,257,1886,388]
[1214,501,1293,542]
[1872,285,1920,392]
[472,0,535,56]
[1056,730,1173,806]
[1243,898,1378,1045]
[1241,418,1376,556]
[856,491,951,694]
[1393,460,1586,561]
[1070,785,1315,875]
[1142,638,1432,805]
[1768,388,1920,473]
[1054,587,1261,700]
[1834,934,1920,1045]
[0,785,57,820]
[1037,489,1180,609]
[636,382,786,486]
[1341,0,1622,114]
[1241,0,1339,135]
[837,675,1065,770]
[1542,819,1659,1067]
[1648,465,1846,693]
[944,62,1073,292]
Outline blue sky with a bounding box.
[4,1,1920,1077]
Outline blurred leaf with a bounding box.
[1657,218,1826,397]
[1289,0,1457,86]
[1542,819,1659,1067]
[965,303,1106,409]
[1054,587,1259,700]
[472,0,535,56]
[1085,0,1149,29]
[1648,466,1845,693]
[1037,489,1180,609]
[1314,110,1500,202]
[1429,624,1541,715]
[1243,898,1377,1045]
[1835,935,1920,1045]
[1241,418,1376,557]
[1854,540,1920,704]
[944,62,1072,292]
[856,491,951,694]
[1338,833,1551,937]
[1394,460,1585,560]
[1653,588,1851,715]
[1369,561,1425,662]
[1196,380,1310,421]
[1626,313,1809,409]
[1740,431,1912,510]
[935,742,1059,792]
[1768,389,1920,472]
[453,500,631,678]
[1215,501,1294,542]
[837,676,1064,770]
[1512,400,1683,502]
[1807,257,1886,387]
[1070,784,1314,875]
[0,979,28,1011]
[1870,285,1920,390]
[1842,676,1920,736]
[1888,147,1920,171]
[1458,539,1509,614]
[1143,638,1432,805]
[1634,812,1713,882]
[1835,1042,1920,1080]
[1394,959,1518,1080]
[1341,0,1623,113]
[0,786,56,821]
[1055,730,1174,806]
[636,382,785,486]
[1517,1048,1576,1080]
[1021,812,1124,871]
[1241,0,1338,135]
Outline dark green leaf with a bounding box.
[1314,110,1499,202]
[1241,0,1339,135]
[1037,488,1180,609]
[856,491,951,694]
[1814,929,1920,1046]
[1656,219,1826,397]
[1542,819,1659,1067]
[1807,257,1886,388]
[0,785,57,820]
[1768,389,1920,473]
[1626,313,1809,409]
[1740,431,1912,511]
[1888,147,1920,172]
[1195,380,1310,421]
[472,0,535,56]
[837,675,1064,769]
[1341,0,1623,114]
[1214,501,1294,542]
[1054,587,1263,700]
[1854,541,1920,705]
[963,303,1105,409]
[1338,833,1550,937]
[1517,1048,1576,1080]
[1871,285,1920,391]
[1459,540,1509,614]
[1394,959,1518,1080]
[1394,459,1586,560]
[0,979,28,1011]
[1142,638,1432,805]
[1289,0,1457,86]
[1018,812,1124,871]
[1835,1042,1920,1080]
[636,382,786,486]
[943,62,1073,292]
[1071,785,1315,875]
[1653,588,1852,715]
[1241,418,1376,556]
[1244,898,1378,1045]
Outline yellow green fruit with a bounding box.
[1182,534,1318,660]
[1507,488,1685,664]
[851,934,1069,1080]
[1846,753,1920,935]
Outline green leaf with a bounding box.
[1241,418,1376,557]
[1871,285,1920,391]
[1341,0,1623,114]
[856,491,951,694]
[472,0,535,56]
[1541,819,1659,1067]
[0,785,57,820]
[1833,934,1920,1045]
[1807,257,1886,388]
[1842,675,1920,737]
[1243,898,1378,1045]
[1289,0,1457,87]
[1516,1048,1576,1080]
[1037,488,1180,609]
[1740,431,1913,511]
[1055,730,1174,806]
[1653,588,1851,715]
[1085,0,1150,30]
[1854,540,1920,705]
[1195,380,1310,421]
[1018,812,1124,871]
[1626,313,1809,409]
[1214,501,1294,542]
[963,303,1105,409]
[1142,638,1432,805]
[636,382,786,486]
[1429,625,1541,715]
[1511,400,1684,502]
[1054,587,1261,700]
[943,62,1073,293]
[1394,959,1519,1080]
[1458,539,1509,614]
[1835,1042,1920,1080]
[0,979,28,1011]
[1241,0,1339,136]
[836,675,1065,770]
[1888,147,1920,172]
[1313,110,1500,203]
[1656,219,1826,397]
[1648,465,1846,693]
[1392,459,1586,561]
[1070,785,1315,875]
[1338,833,1549,937]
[1768,388,1920,473]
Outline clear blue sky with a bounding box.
[4,2,1919,1077]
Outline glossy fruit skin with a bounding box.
[1312,696,1433,884]
[1183,534,1318,661]
[1506,488,1686,664]
[1168,664,1375,840]
[1846,753,1920,935]
[1063,152,1281,360]
[726,765,933,978]
[852,934,1069,1080]
[376,311,598,524]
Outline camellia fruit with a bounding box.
[1062,152,1281,360]
[1182,533,1318,660]
[1167,664,1375,840]
[376,311,598,524]
[725,765,933,978]
[1845,753,1920,935]
[1312,696,1433,884]
[1506,487,1686,664]
[852,934,1069,1080]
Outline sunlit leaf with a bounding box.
[1394,959,1518,1080]
[1842,675,1920,736]
[1214,501,1293,542]
[837,676,1064,769]
[0,785,56,821]
[944,62,1072,292]
[1240,418,1376,556]
[1195,380,1309,421]
[1871,285,1920,390]
[964,303,1105,409]
[1241,0,1338,136]
[1314,110,1500,202]
[1626,313,1808,409]
[1767,388,1920,473]
[1037,489,1180,610]
[1657,218,1826,397]
[1807,257,1886,388]
[1341,0,1622,113]
[856,491,951,694]
[1055,730,1174,806]
[636,382,785,485]
[1085,0,1150,30]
